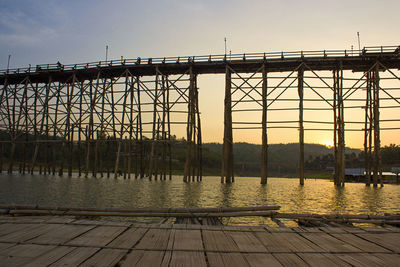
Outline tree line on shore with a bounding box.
[1,130,399,177]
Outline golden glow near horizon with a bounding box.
[196,69,400,149]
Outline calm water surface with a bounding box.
[1,174,399,225]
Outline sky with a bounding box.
[1,0,399,148]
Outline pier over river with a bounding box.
[1,46,400,185]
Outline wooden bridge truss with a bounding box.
[0,46,399,185]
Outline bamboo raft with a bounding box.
[1,204,399,227]
[0,214,399,266]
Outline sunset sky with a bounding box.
[1,0,399,148]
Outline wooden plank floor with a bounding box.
[0,216,399,266]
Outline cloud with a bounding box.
[0,2,61,47]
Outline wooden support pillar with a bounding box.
[298,66,305,186]
[333,70,338,185]
[165,75,172,180]
[136,76,144,179]
[52,81,60,176]
[195,83,202,182]
[114,72,130,179]
[30,83,38,174]
[0,79,6,173]
[334,63,345,187]
[183,67,196,182]
[128,76,135,179]
[221,65,234,183]
[364,71,373,186]
[85,125,90,178]
[0,143,3,173]
[68,124,74,176]
[148,72,159,180]
[261,64,268,184]
[161,75,167,180]
[372,63,382,187]
[22,79,29,174]
[8,84,17,174]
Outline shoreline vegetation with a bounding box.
[1,129,399,179]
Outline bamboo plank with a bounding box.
[80,248,127,267]
[172,229,203,251]
[331,233,390,252]
[169,251,207,267]
[44,216,76,224]
[202,230,240,252]
[207,252,250,267]
[107,227,148,249]
[226,231,267,252]
[0,244,56,265]
[0,223,32,237]
[273,253,309,266]
[1,204,280,213]
[372,253,400,266]
[50,247,100,266]
[66,226,126,247]
[244,253,283,267]
[300,233,361,252]
[26,246,75,266]
[336,253,389,267]
[121,250,165,267]
[29,224,95,245]
[135,228,172,250]
[356,233,400,252]
[256,232,322,253]
[0,242,15,252]
[297,253,350,267]
[253,232,290,252]
[0,223,59,243]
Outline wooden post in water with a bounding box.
[128,76,135,179]
[184,67,195,182]
[8,83,17,174]
[337,63,345,186]
[22,79,29,174]
[52,81,61,176]
[195,82,202,182]
[333,65,345,186]
[261,64,268,184]
[298,66,305,186]
[68,124,74,177]
[114,72,130,179]
[221,65,234,183]
[166,75,172,180]
[136,76,144,179]
[0,78,7,173]
[372,63,382,187]
[85,125,90,178]
[161,75,167,180]
[148,72,160,180]
[364,71,373,186]
[333,70,338,185]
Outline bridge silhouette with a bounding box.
[1,46,399,186]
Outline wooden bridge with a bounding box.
[0,46,399,185]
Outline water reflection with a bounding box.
[362,187,384,214]
[329,186,347,214]
[218,183,234,207]
[0,174,399,225]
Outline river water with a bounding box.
[0,174,399,225]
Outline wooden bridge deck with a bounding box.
[0,216,399,266]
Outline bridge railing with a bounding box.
[1,45,398,75]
